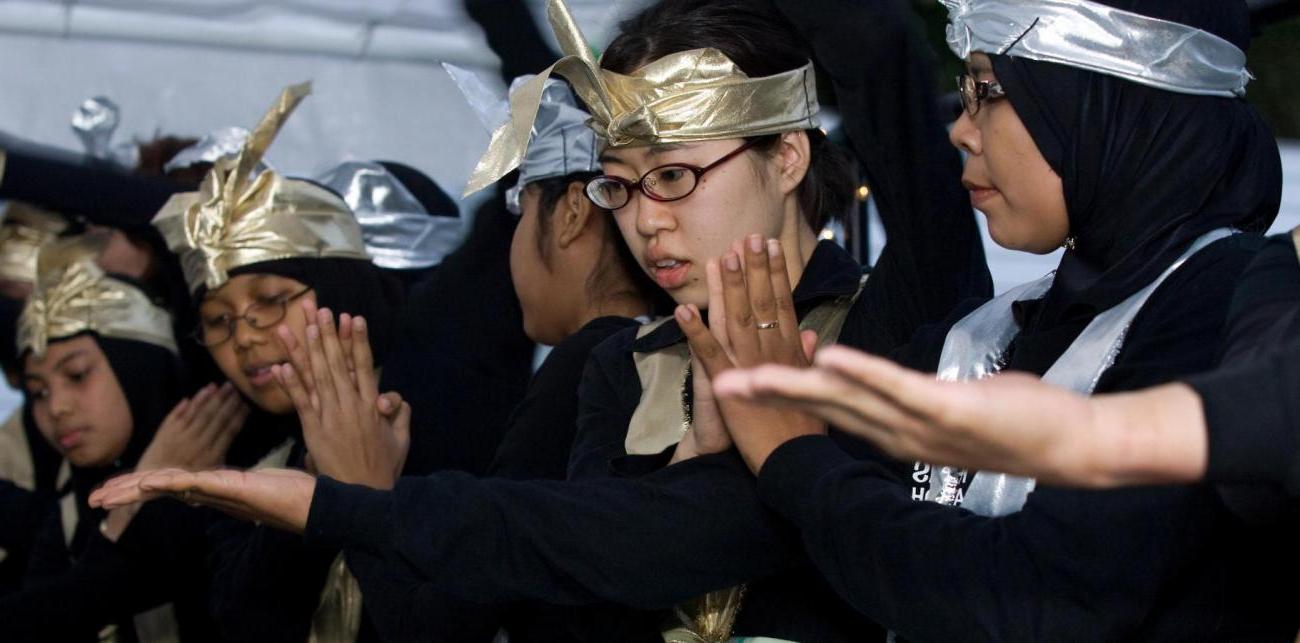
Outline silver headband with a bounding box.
[446,64,600,214]
[316,161,462,271]
[943,0,1251,97]
[163,126,268,174]
[70,96,140,168]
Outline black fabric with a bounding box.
[0,295,25,375]
[0,144,187,231]
[347,316,651,643]
[761,235,1300,641]
[384,192,536,478]
[989,0,1280,327]
[1187,234,1300,499]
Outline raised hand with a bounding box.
[676,235,823,473]
[90,467,316,534]
[135,382,249,472]
[273,300,411,489]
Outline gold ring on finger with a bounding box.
[756,321,780,330]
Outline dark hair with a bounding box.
[600,0,856,230]
[531,173,669,313]
[133,135,203,186]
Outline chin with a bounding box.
[251,389,294,415]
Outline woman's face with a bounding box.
[598,137,797,308]
[198,273,315,415]
[24,335,133,468]
[949,53,1069,254]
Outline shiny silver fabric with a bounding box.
[70,96,139,168]
[924,227,1234,516]
[942,0,1251,97]
[447,64,600,214]
[162,126,260,174]
[316,161,462,270]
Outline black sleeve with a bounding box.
[489,318,637,480]
[0,146,185,229]
[774,0,992,350]
[754,244,1264,641]
[566,330,643,479]
[1186,236,1300,493]
[204,514,337,642]
[0,509,187,642]
[0,483,52,552]
[304,450,798,610]
[342,547,503,643]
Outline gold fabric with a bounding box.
[1290,225,1299,264]
[152,83,369,293]
[0,203,68,284]
[17,235,177,357]
[464,0,820,196]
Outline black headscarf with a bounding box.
[19,333,183,551]
[990,0,1282,326]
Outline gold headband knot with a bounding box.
[152,82,369,293]
[464,0,820,196]
[18,235,177,357]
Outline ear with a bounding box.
[775,130,812,196]
[556,181,597,249]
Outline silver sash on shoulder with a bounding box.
[924,228,1235,516]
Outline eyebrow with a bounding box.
[598,143,692,167]
[26,348,89,381]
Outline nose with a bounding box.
[949,109,981,157]
[633,193,679,238]
[231,316,264,350]
[47,386,72,420]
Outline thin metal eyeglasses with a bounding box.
[956,73,1007,117]
[584,138,762,210]
[194,285,314,347]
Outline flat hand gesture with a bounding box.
[274,300,410,489]
[90,467,315,534]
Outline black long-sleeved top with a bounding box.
[0,495,220,643]
[345,316,656,643]
[303,0,990,638]
[758,233,1300,641]
[1188,233,1300,496]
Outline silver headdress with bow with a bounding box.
[70,96,140,168]
[942,0,1251,97]
[446,64,601,214]
[316,161,463,270]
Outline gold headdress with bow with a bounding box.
[464,0,821,196]
[0,203,68,285]
[152,83,369,294]
[17,235,177,357]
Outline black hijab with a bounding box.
[990,0,1282,327]
[19,333,183,551]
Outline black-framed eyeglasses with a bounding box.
[584,138,761,210]
[956,73,1007,117]
[193,285,314,347]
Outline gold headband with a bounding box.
[0,203,68,285]
[464,0,821,196]
[18,235,177,358]
[152,83,369,294]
